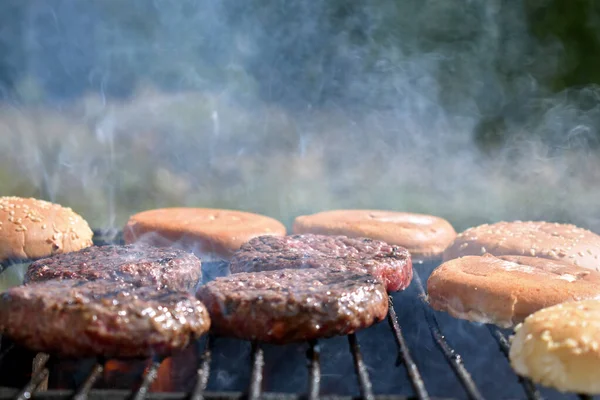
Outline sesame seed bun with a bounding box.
[427,254,600,328]
[292,210,456,261]
[123,208,287,261]
[509,300,600,394]
[443,221,600,271]
[0,196,93,262]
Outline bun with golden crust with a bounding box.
[509,300,600,394]
[443,221,600,271]
[124,208,286,260]
[0,196,93,262]
[293,209,456,261]
[427,253,600,328]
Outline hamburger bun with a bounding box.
[509,299,600,394]
[443,221,600,271]
[123,208,286,260]
[427,253,600,328]
[293,209,456,261]
[0,196,93,262]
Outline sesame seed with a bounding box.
[541,330,551,342]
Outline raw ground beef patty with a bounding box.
[24,244,202,291]
[196,268,389,343]
[229,234,413,292]
[0,279,211,358]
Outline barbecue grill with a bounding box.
[0,230,592,400]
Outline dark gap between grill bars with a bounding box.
[486,326,543,400]
[411,273,484,400]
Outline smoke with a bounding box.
[0,0,597,234]
[0,2,598,394]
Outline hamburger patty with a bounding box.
[196,268,388,343]
[229,234,412,292]
[0,280,210,358]
[25,244,202,291]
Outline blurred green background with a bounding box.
[0,0,599,233]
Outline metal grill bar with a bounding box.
[387,296,429,400]
[129,358,162,400]
[0,390,438,400]
[14,369,48,400]
[73,363,105,400]
[413,274,484,400]
[486,326,542,400]
[248,342,264,400]
[307,340,320,400]
[189,336,213,400]
[348,334,374,400]
[15,353,50,400]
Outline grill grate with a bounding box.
[307,341,320,400]
[486,327,542,400]
[412,274,484,400]
[15,353,50,400]
[387,298,428,400]
[189,336,212,400]
[131,358,163,400]
[1,293,443,400]
[0,230,596,399]
[248,343,265,400]
[73,362,104,400]
[348,334,374,400]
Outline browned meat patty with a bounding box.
[196,268,388,343]
[24,244,202,291]
[0,280,210,358]
[229,234,412,292]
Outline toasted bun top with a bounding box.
[0,196,93,261]
[509,299,600,394]
[514,299,600,354]
[443,221,600,271]
[123,208,287,260]
[293,209,456,260]
[427,254,600,328]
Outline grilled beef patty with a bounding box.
[229,234,412,292]
[25,244,202,291]
[196,268,388,343]
[0,280,210,358]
